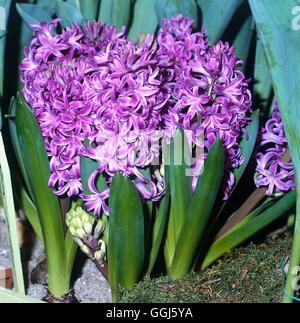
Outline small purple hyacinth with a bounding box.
[255,101,295,195]
[157,15,252,199]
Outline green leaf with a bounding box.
[233,109,259,188]
[98,0,113,24]
[60,0,80,9]
[197,0,243,43]
[80,155,107,199]
[0,287,44,303]
[15,96,69,298]
[146,166,170,275]
[165,128,192,267]
[112,0,132,31]
[8,97,33,199]
[128,0,158,41]
[155,0,198,28]
[253,39,272,116]
[20,187,43,245]
[36,0,57,16]
[169,139,224,278]
[16,3,52,26]
[108,173,145,302]
[79,0,100,21]
[202,190,296,270]
[248,0,300,303]
[80,155,99,195]
[56,0,83,28]
[0,133,25,294]
[233,16,253,68]
[65,229,78,281]
[98,0,132,28]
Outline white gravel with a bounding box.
[27,284,48,300]
[74,259,111,303]
[1,211,111,303]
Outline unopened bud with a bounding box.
[80,245,91,257]
[94,240,106,265]
[93,220,105,239]
[83,222,93,236]
[76,228,87,240]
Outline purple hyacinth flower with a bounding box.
[156,15,252,200]
[20,15,255,216]
[255,101,295,195]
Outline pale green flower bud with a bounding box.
[81,211,90,224]
[80,245,91,257]
[69,226,77,238]
[94,240,106,265]
[72,217,83,230]
[76,228,86,240]
[93,220,105,239]
[83,222,93,236]
[94,250,105,265]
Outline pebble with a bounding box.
[27,284,48,300]
[0,211,111,303]
[74,260,112,303]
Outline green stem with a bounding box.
[283,192,300,303]
[111,290,120,303]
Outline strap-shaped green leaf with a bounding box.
[0,287,44,303]
[233,109,259,188]
[98,0,114,24]
[146,165,170,274]
[128,0,158,41]
[216,110,260,220]
[169,139,224,278]
[65,229,78,281]
[0,133,25,294]
[98,0,132,31]
[155,0,198,27]
[56,0,83,28]
[108,173,145,302]
[112,0,132,31]
[8,97,33,199]
[202,190,296,270]
[80,155,107,200]
[79,0,100,21]
[165,128,192,268]
[16,3,52,26]
[233,16,253,68]
[253,39,272,116]
[249,0,300,303]
[36,0,57,17]
[10,98,44,243]
[20,187,43,244]
[197,0,243,43]
[80,155,99,195]
[15,97,69,298]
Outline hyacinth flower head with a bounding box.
[255,101,295,195]
[20,15,253,217]
[156,15,252,199]
[20,19,166,216]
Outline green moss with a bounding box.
[121,234,291,303]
